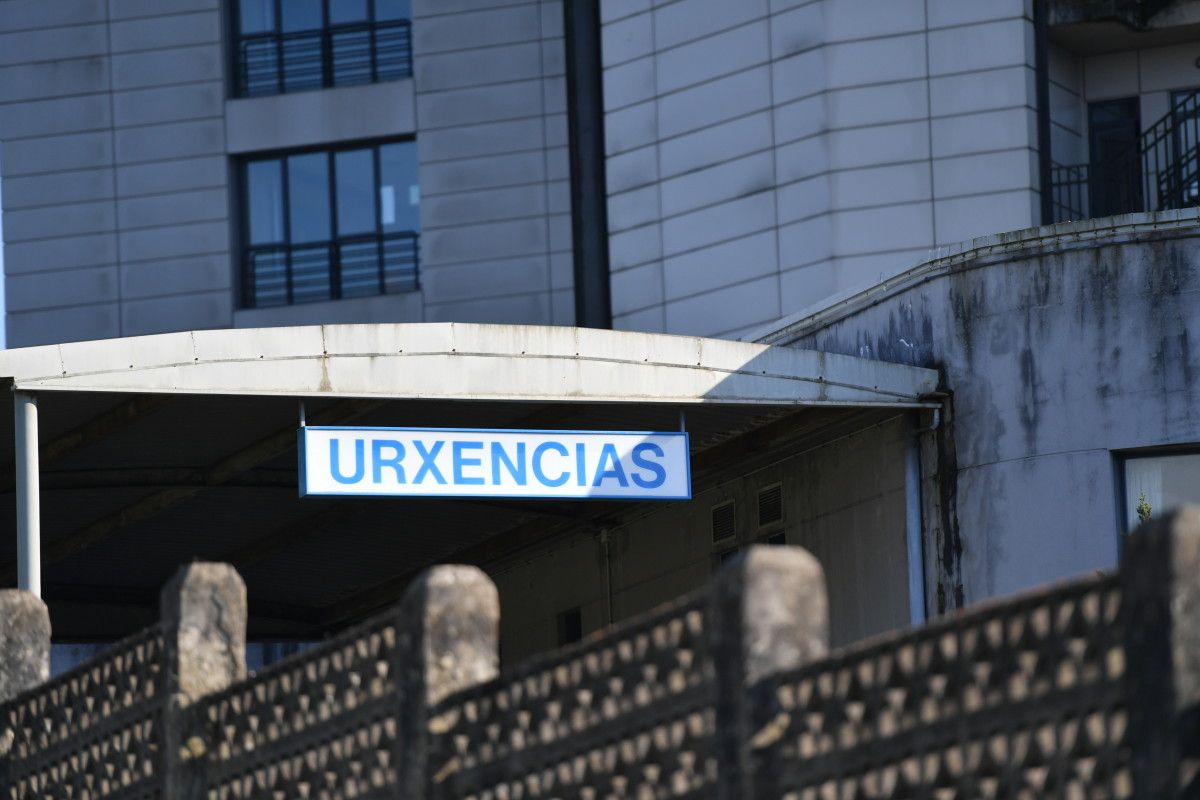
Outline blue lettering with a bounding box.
[453,441,485,485]
[532,442,569,487]
[575,442,587,486]
[592,443,629,487]
[631,443,667,489]
[491,442,527,485]
[413,440,447,484]
[330,438,365,484]
[371,439,406,484]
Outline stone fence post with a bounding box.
[0,590,50,787]
[0,590,50,705]
[709,545,830,799]
[395,564,500,797]
[1122,505,1200,798]
[160,562,247,800]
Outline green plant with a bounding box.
[1136,492,1153,524]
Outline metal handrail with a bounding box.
[244,230,419,308]
[1050,89,1200,222]
[235,18,412,97]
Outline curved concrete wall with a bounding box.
[763,209,1200,603]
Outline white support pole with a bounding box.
[14,391,40,597]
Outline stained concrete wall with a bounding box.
[761,209,1200,605]
[491,413,915,663]
[600,0,1040,340]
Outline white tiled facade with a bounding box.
[0,0,572,346]
[2,0,1196,345]
[602,0,1041,338]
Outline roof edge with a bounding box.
[751,207,1200,346]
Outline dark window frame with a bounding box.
[1114,444,1200,551]
[232,0,413,98]
[239,137,420,310]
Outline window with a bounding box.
[234,0,413,97]
[1121,450,1200,532]
[241,140,419,308]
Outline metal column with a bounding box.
[14,391,40,597]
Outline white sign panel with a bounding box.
[300,426,691,500]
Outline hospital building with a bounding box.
[2,0,1200,667]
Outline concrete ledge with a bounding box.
[225,79,416,154]
[753,207,1200,346]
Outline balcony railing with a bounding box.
[1051,90,1200,223]
[235,19,412,98]
[244,231,419,308]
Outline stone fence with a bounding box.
[4,508,1200,798]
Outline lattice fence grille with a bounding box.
[426,592,716,799]
[749,573,1129,798]
[0,625,166,800]
[194,609,403,800]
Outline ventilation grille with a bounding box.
[758,483,783,527]
[711,501,736,543]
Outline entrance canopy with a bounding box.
[0,323,938,639]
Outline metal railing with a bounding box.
[244,230,419,308]
[235,19,412,98]
[1051,90,1200,223]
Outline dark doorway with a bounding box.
[1088,97,1141,217]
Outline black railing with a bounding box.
[1051,91,1200,223]
[235,19,412,98]
[244,231,419,308]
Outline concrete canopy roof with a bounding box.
[0,323,938,641]
[0,323,939,407]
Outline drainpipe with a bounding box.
[563,0,613,329]
[1034,0,1055,224]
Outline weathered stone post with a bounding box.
[1122,505,1200,798]
[159,562,247,800]
[708,545,829,799]
[0,590,50,704]
[395,565,500,797]
[0,590,50,787]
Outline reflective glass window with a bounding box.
[379,141,419,233]
[287,153,331,243]
[239,0,275,34]
[375,0,411,21]
[281,0,323,31]
[328,0,368,24]
[246,159,284,245]
[335,149,377,236]
[236,0,411,97]
[242,141,418,307]
[1124,451,1200,531]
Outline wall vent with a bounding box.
[711,501,736,543]
[757,483,783,527]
